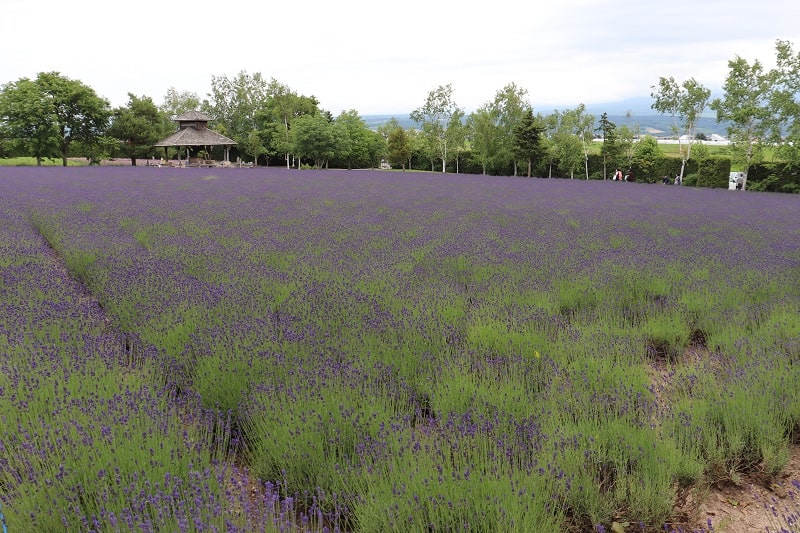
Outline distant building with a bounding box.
[154,111,237,166]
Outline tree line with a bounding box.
[1,40,800,191]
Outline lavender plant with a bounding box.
[2,166,799,531]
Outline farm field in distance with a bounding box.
[1,167,799,532]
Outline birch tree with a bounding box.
[710,56,773,191]
[466,105,500,175]
[770,40,800,168]
[410,83,460,173]
[650,76,711,182]
[492,82,531,176]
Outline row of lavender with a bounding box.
[0,172,326,531]
[2,166,800,531]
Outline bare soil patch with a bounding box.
[652,345,800,532]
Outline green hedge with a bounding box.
[695,157,731,188]
[747,162,800,193]
[434,150,797,193]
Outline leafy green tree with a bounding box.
[377,117,402,141]
[512,108,544,177]
[573,104,596,180]
[547,106,594,179]
[264,79,320,168]
[0,77,60,165]
[492,82,531,175]
[411,83,460,173]
[1,72,110,165]
[335,110,384,169]
[710,55,774,191]
[466,105,501,175]
[770,40,800,168]
[107,94,170,166]
[205,70,269,145]
[617,124,637,170]
[387,127,411,170]
[633,135,663,180]
[36,72,110,166]
[598,112,620,179]
[539,111,560,178]
[77,135,119,165]
[446,108,467,173]
[160,87,202,117]
[406,128,424,170]
[240,130,267,166]
[553,132,583,179]
[651,76,711,182]
[292,113,337,168]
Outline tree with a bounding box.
[406,128,424,171]
[410,83,460,173]
[292,113,337,168]
[240,130,268,166]
[617,124,637,170]
[770,40,800,168]
[571,104,596,180]
[108,94,170,166]
[37,72,111,166]
[445,108,467,173]
[651,76,711,182]
[553,132,583,179]
[205,71,269,142]
[710,55,774,191]
[160,87,202,118]
[0,72,111,166]
[387,127,411,170]
[539,111,560,178]
[0,77,60,165]
[466,105,501,175]
[547,106,593,179]
[264,79,319,169]
[335,110,384,169]
[632,135,663,181]
[512,108,544,177]
[492,82,531,175]
[376,117,402,140]
[597,112,620,180]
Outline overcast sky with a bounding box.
[3,0,799,116]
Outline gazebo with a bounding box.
[154,111,237,166]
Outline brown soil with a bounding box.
[683,448,800,532]
[653,345,800,532]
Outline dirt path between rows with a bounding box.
[651,345,800,532]
[671,446,798,532]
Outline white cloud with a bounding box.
[2,0,800,115]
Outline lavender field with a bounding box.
[1,167,799,532]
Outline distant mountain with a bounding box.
[596,115,728,138]
[360,97,729,137]
[580,97,656,117]
[361,114,415,130]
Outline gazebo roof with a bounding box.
[154,127,237,147]
[173,110,213,122]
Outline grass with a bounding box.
[0,156,87,166]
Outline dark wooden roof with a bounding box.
[154,127,237,147]
[173,110,213,122]
[154,109,237,147]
